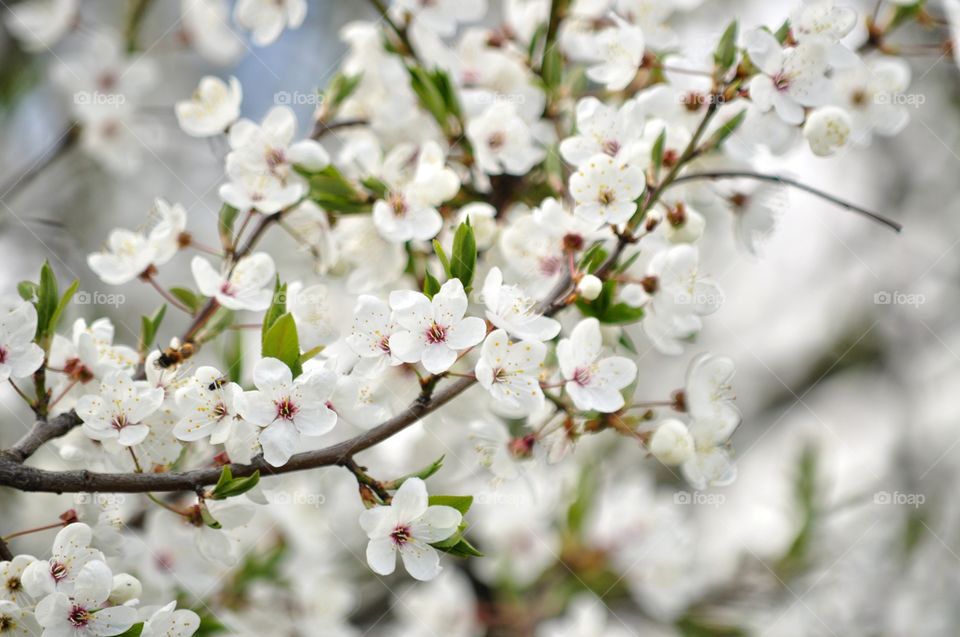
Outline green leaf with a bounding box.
[305,165,371,213]
[428,494,473,515]
[169,287,201,314]
[49,279,78,337]
[224,329,243,383]
[651,128,667,175]
[262,313,302,377]
[300,345,324,363]
[139,304,167,353]
[196,307,235,344]
[210,466,261,500]
[408,66,452,132]
[261,278,287,343]
[198,500,222,529]
[707,109,747,149]
[713,21,739,72]
[423,270,441,299]
[433,240,451,277]
[578,243,608,273]
[432,534,484,558]
[35,261,58,341]
[325,72,363,110]
[360,176,389,199]
[383,456,445,490]
[575,281,646,325]
[449,220,477,292]
[774,19,791,44]
[567,464,598,536]
[542,45,563,91]
[218,204,240,248]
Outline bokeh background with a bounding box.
[1,1,959,635]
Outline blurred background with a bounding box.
[1,0,959,635]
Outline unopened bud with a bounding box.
[577,274,603,301]
[649,419,695,465]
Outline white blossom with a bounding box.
[3,0,78,51]
[174,367,247,444]
[191,252,276,311]
[34,561,137,637]
[175,76,242,137]
[746,28,830,125]
[76,371,165,447]
[480,267,561,342]
[570,154,645,227]
[557,318,637,412]
[22,525,104,597]
[359,478,462,581]
[475,329,546,415]
[234,0,306,46]
[0,303,44,384]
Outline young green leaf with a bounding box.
[433,240,451,277]
[139,304,167,353]
[261,277,287,343]
[713,21,739,72]
[423,270,441,299]
[262,313,302,377]
[169,287,201,314]
[427,494,473,515]
[449,220,477,291]
[218,204,240,249]
[210,466,261,500]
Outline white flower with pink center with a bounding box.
[346,295,399,374]
[34,560,137,637]
[557,318,637,413]
[76,371,165,447]
[191,252,276,312]
[0,302,44,384]
[475,329,547,416]
[21,525,104,598]
[746,28,831,125]
[388,279,487,374]
[569,154,646,228]
[359,478,462,581]
[239,357,338,467]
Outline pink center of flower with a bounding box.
[266,147,286,170]
[0,347,6,364]
[602,139,621,156]
[68,605,91,627]
[389,192,408,217]
[111,414,128,431]
[378,335,391,353]
[488,132,506,150]
[212,402,229,420]
[572,367,592,387]
[425,323,447,344]
[49,562,68,582]
[275,397,298,420]
[390,524,412,546]
[539,256,563,276]
[773,72,791,92]
[219,281,237,297]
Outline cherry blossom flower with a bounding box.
[582,14,645,91]
[467,101,546,176]
[684,353,740,427]
[239,357,338,466]
[803,105,852,156]
[832,59,912,145]
[372,142,460,242]
[287,282,339,349]
[234,0,306,46]
[174,366,247,444]
[34,561,137,637]
[0,302,44,384]
[480,267,560,342]
[87,229,157,285]
[191,252,276,311]
[389,279,487,374]
[3,0,78,51]
[557,318,637,412]
[570,154,646,227]
[0,599,33,636]
[648,418,695,465]
[175,75,242,137]
[139,601,201,637]
[22,524,104,597]
[180,0,245,66]
[76,371,165,447]
[560,96,647,167]
[359,478,462,581]
[0,556,37,606]
[346,295,399,374]
[475,329,547,415]
[746,28,830,125]
[391,0,486,37]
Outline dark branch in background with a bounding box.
[309,118,369,141]
[0,537,12,561]
[0,125,77,206]
[668,171,903,233]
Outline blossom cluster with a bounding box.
[0,0,940,634]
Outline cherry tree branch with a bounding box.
[667,171,902,232]
[0,377,474,493]
[2,411,82,464]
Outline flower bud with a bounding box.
[578,274,603,301]
[804,106,852,157]
[649,419,695,465]
[109,573,142,605]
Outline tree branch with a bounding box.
[668,171,902,233]
[0,377,475,493]
[2,411,82,464]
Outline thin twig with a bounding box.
[668,171,902,232]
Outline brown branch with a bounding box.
[0,377,474,493]
[0,538,11,561]
[2,411,82,464]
